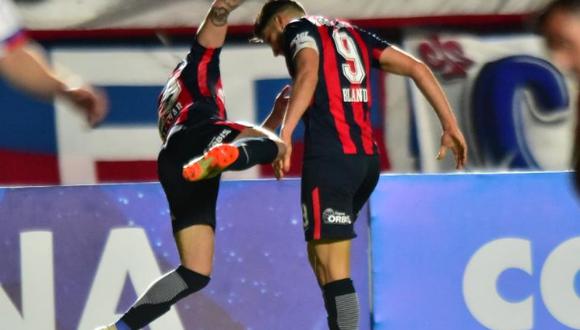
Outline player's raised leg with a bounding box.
[182,126,285,181]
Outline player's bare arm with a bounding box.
[262,85,290,180]
[262,84,291,131]
[279,48,319,172]
[197,0,245,48]
[0,46,65,99]
[0,44,108,126]
[378,45,467,169]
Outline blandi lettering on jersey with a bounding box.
[342,87,368,103]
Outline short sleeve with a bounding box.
[283,18,319,60]
[357,27,390,69]
[0,0,26,58]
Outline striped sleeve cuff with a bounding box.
[0,29,28,57]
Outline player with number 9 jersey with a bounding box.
[254,1,467,329]
[274,15,389,243]
[282,16,389,159]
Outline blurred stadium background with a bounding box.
[1,1,579,330]
[2,0,576,185]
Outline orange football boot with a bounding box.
[182,144,239,181]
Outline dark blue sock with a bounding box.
[323,278,360,330]
[228,137,279,171]
[120,266,210,329]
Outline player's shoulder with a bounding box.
[284,16,323,34]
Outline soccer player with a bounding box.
[252,1,467,329]
[97,0,285,329]
[537,0,580,193]
[0,0,107,126]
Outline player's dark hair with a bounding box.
[536,0,580,31]
[251,0,306,42]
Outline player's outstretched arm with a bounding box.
[0,44,108,126]
[197,0,244,49]
[378,45,467,169]
[0,45,66,99]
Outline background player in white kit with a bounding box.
[0,0,107,126]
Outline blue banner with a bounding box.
[0,180,371,330]
[370,172,580,330]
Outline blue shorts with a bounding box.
[300,154,380,241]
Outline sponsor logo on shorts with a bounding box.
[207,129,232,149]
[322,208,351,225]
[302,203,309,228]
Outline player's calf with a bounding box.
[235,126,286,160]
[103,266,210,330]
[323,278,360,330]
[228,137,281,170]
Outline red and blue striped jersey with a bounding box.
[283,16,390,158]
[157,39,226,141]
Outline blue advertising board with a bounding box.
[370,172,580,330]
[0,179,371,330]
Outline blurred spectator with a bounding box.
[538,0,580,193]
[0,0,107,126]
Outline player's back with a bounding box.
[282,16,390,159]
[157,39,227,141]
